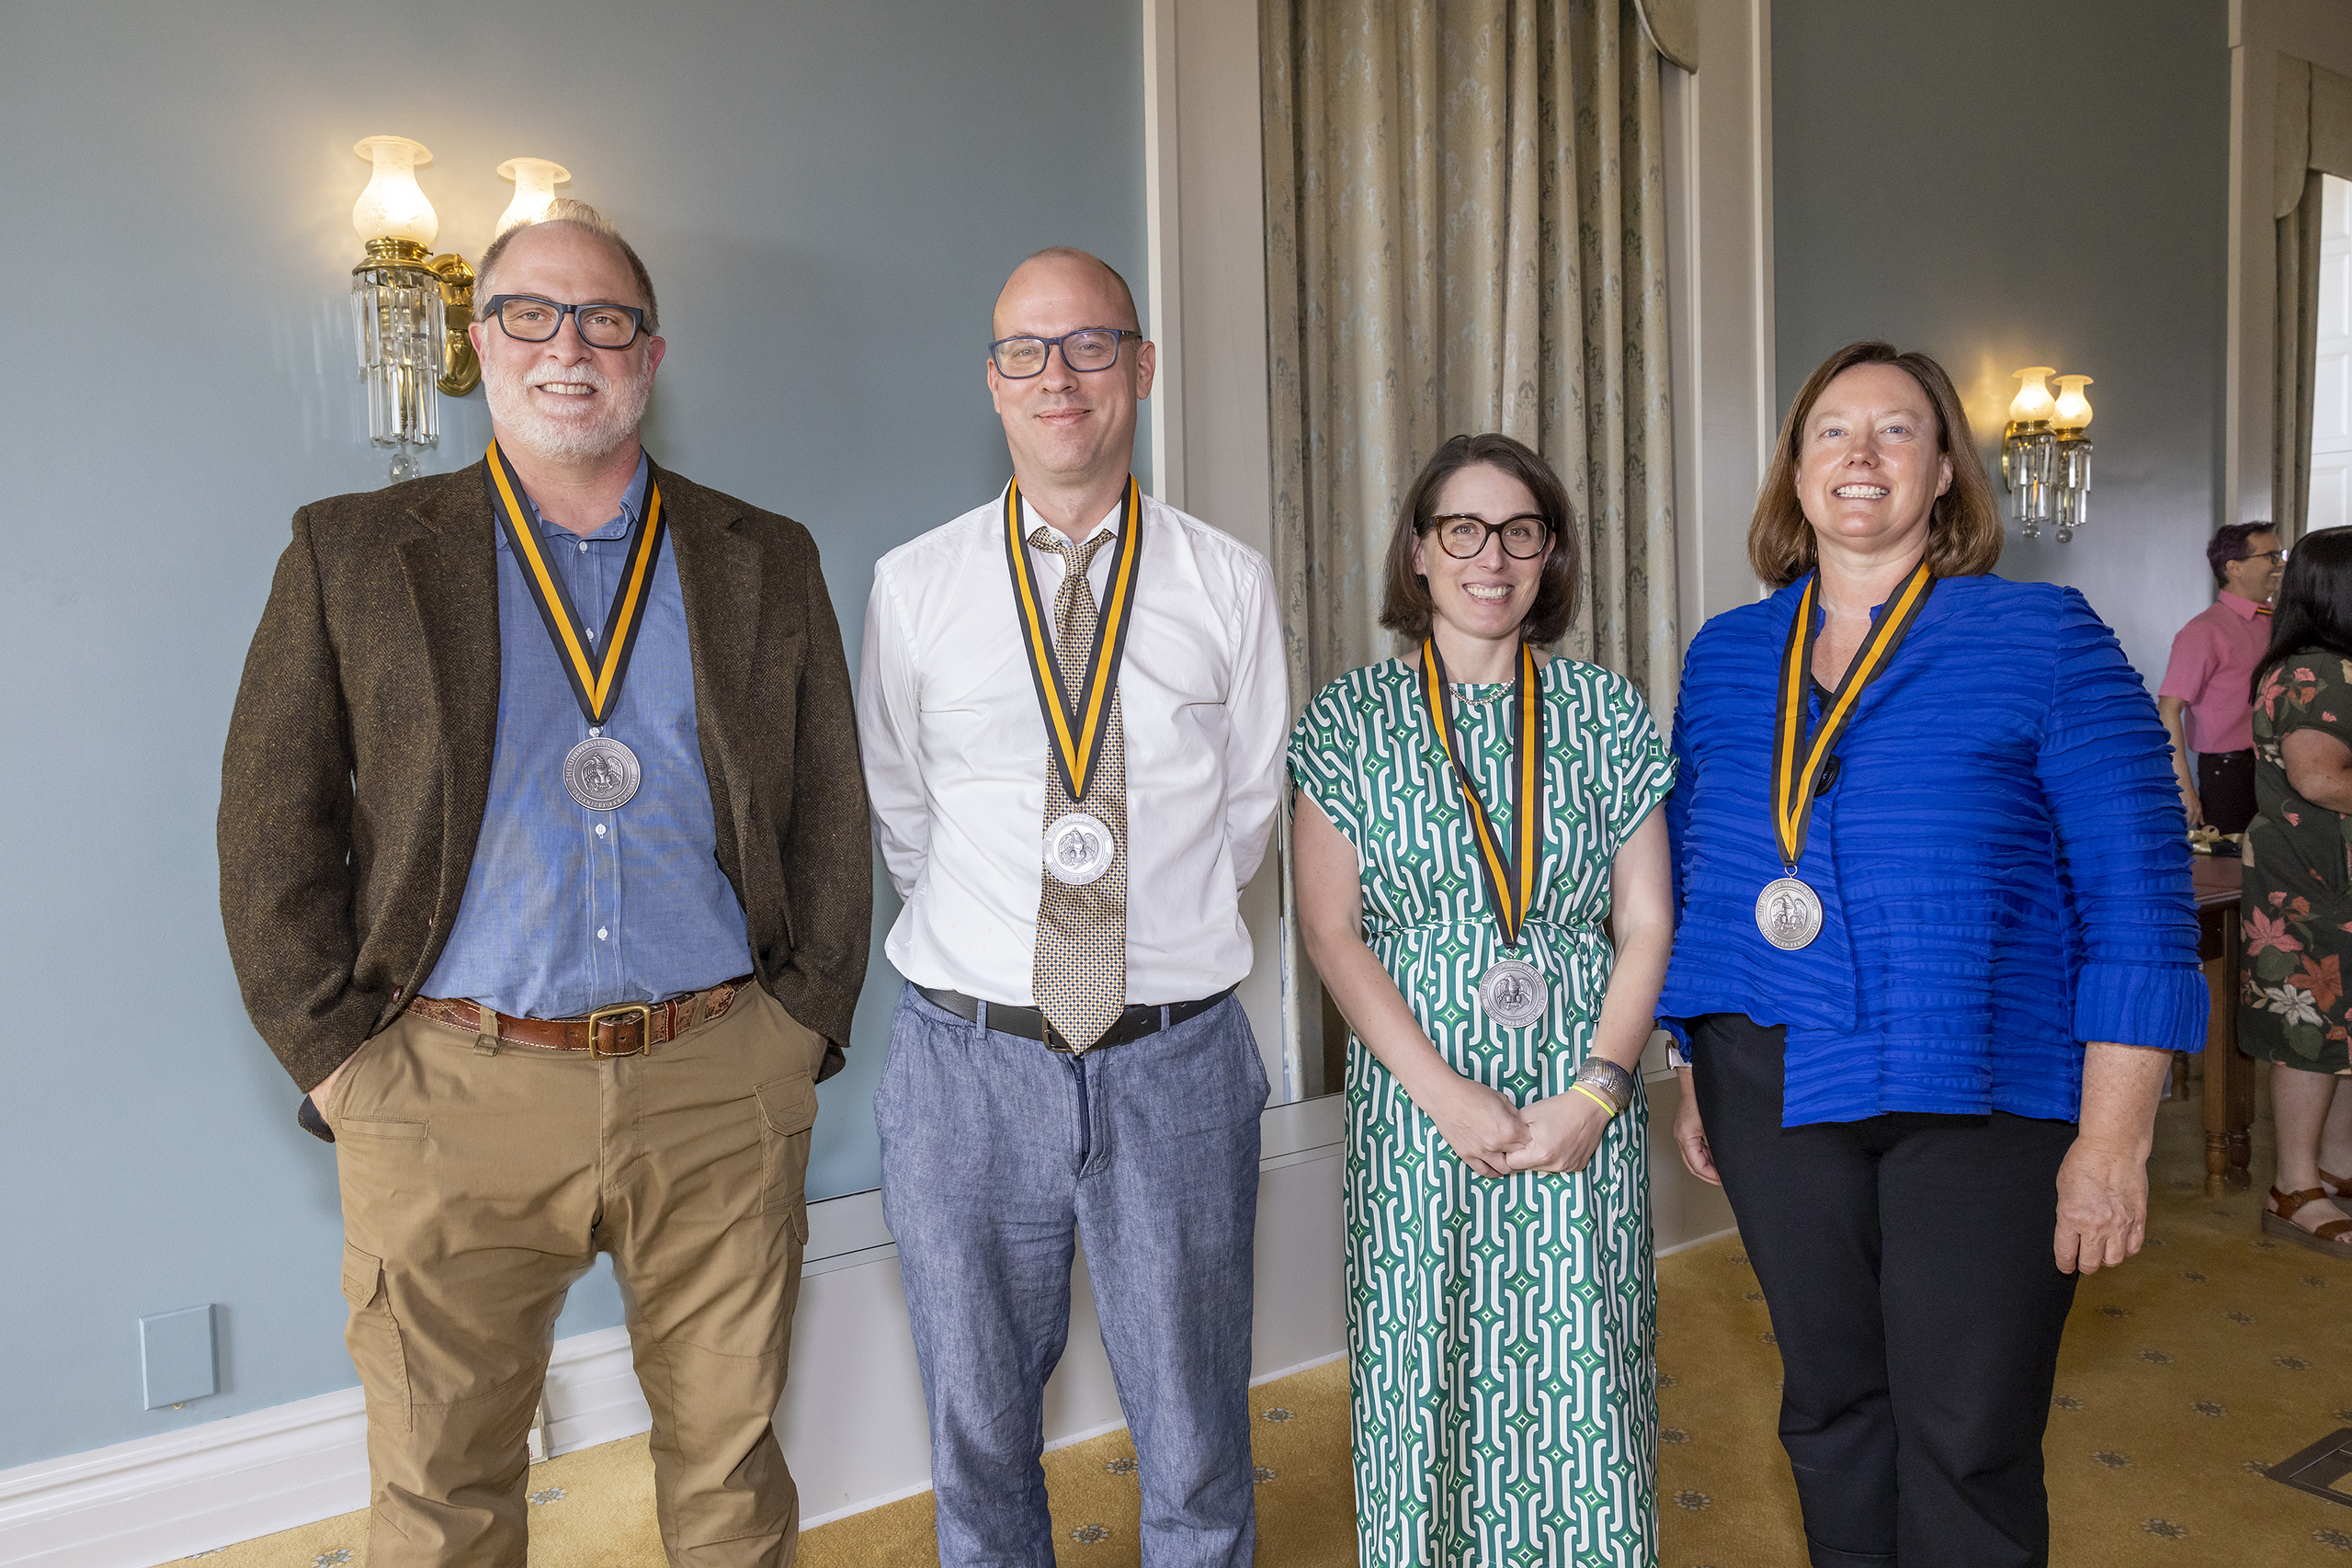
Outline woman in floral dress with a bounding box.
[2243,527,2352,1257]
[1290,435,1676,1565]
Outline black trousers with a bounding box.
[2197,747,2256,835]
[1689,1016,2080,1568]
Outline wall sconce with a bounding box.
[2000,367,2096,542]
[2050,376,2094,542]
[496,157,572,235]
[349,136,479,482]
[2001,368,2058,540]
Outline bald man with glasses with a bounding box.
[857,247,1287,1567]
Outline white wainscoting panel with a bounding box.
[0,1068,1737,1564]
[0,1102,1353,1567]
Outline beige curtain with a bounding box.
[2274,57,2352,540]
[1263,0,1678,711]
[1262,0,1681,1083]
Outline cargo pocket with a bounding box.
[754,1073,818,1239]
[340,1244,411,1430]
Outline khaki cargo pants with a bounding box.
[327,982,823,1567]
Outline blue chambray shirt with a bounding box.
[419,453,754,1017]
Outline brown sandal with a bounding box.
[2322,1166,2352,1202]
[2264,1186,2352,1256]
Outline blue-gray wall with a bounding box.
[1772,0,2231,679]
[0,0,1145,1468]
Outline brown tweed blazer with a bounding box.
[219,457,871,1094]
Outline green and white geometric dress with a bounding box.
[1289,654,1675,1568]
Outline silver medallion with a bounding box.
[563,733,642,812]
[1755,876,1824,950]
[1476,958,1550,1028]
[1043,812,1117,886]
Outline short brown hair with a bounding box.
[474,199,661,334]
[1749,341,2001,587]
[1380,434,1582,645]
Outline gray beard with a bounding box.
[483,358,653,467]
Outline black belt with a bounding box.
[915,984,1236,1055]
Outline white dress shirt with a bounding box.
[858,486,1287,1007]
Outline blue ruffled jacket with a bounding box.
[1659,574,2207,1125]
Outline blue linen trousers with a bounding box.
[876,984,1268,1567]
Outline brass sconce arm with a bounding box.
[428,253,479,396]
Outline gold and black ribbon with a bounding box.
[1419,638,1545,949]
[1771,562,1935,868]
[483,439,665,726]
[1006,476,1143,802]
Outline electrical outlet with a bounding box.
[140,1304,217,1410]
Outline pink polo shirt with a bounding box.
[2157,590,2271,753]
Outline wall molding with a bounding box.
[0,1108,1349,1568]
[0,1083,1738,1568]
[0,1324,645,1568]
[2228,0,2352,527]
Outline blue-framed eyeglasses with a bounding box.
[482,294,651,348]
[988,327,1141,379]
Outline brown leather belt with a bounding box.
[406,975,755,1058]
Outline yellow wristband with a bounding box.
[1572,1084,1620,1119]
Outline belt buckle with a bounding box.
[587,1001,653,1058]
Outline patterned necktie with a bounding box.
[1029,525,1129,1050]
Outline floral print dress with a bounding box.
[2242,648,2352,1073]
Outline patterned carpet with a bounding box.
[165,1098,2347,1566]
[1657,1093,2352,1566]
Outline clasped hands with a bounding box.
[1426,1073,1613,1178]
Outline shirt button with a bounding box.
[577,540,588,553]
[595,824,608,837]
[597,926,609,941]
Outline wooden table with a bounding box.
[2190,855,2255,1194]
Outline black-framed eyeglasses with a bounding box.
[482,294,651,348]
[2234,548,2290,563]
[1418,512,1552,560]
[987,327,1141,379]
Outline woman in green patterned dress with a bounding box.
[1290,434,1676,1566]
[2242,527,2352,1257]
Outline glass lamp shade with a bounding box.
[351,136,438,248]
[495,157,572,234]
[2051,374,2094,432]
[2008,367,2058,425]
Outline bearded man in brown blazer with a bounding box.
[219,201,869,1567]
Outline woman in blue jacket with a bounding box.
[1661,341,2203,1568]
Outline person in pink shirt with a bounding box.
[2158,522,2287,831]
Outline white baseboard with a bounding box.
[0,1120,1352,1568]
[793,1348,1353,1535]
[0,1324,647,1568]
[0,1098,1518,1568]
[1655,1224,1741,1258]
